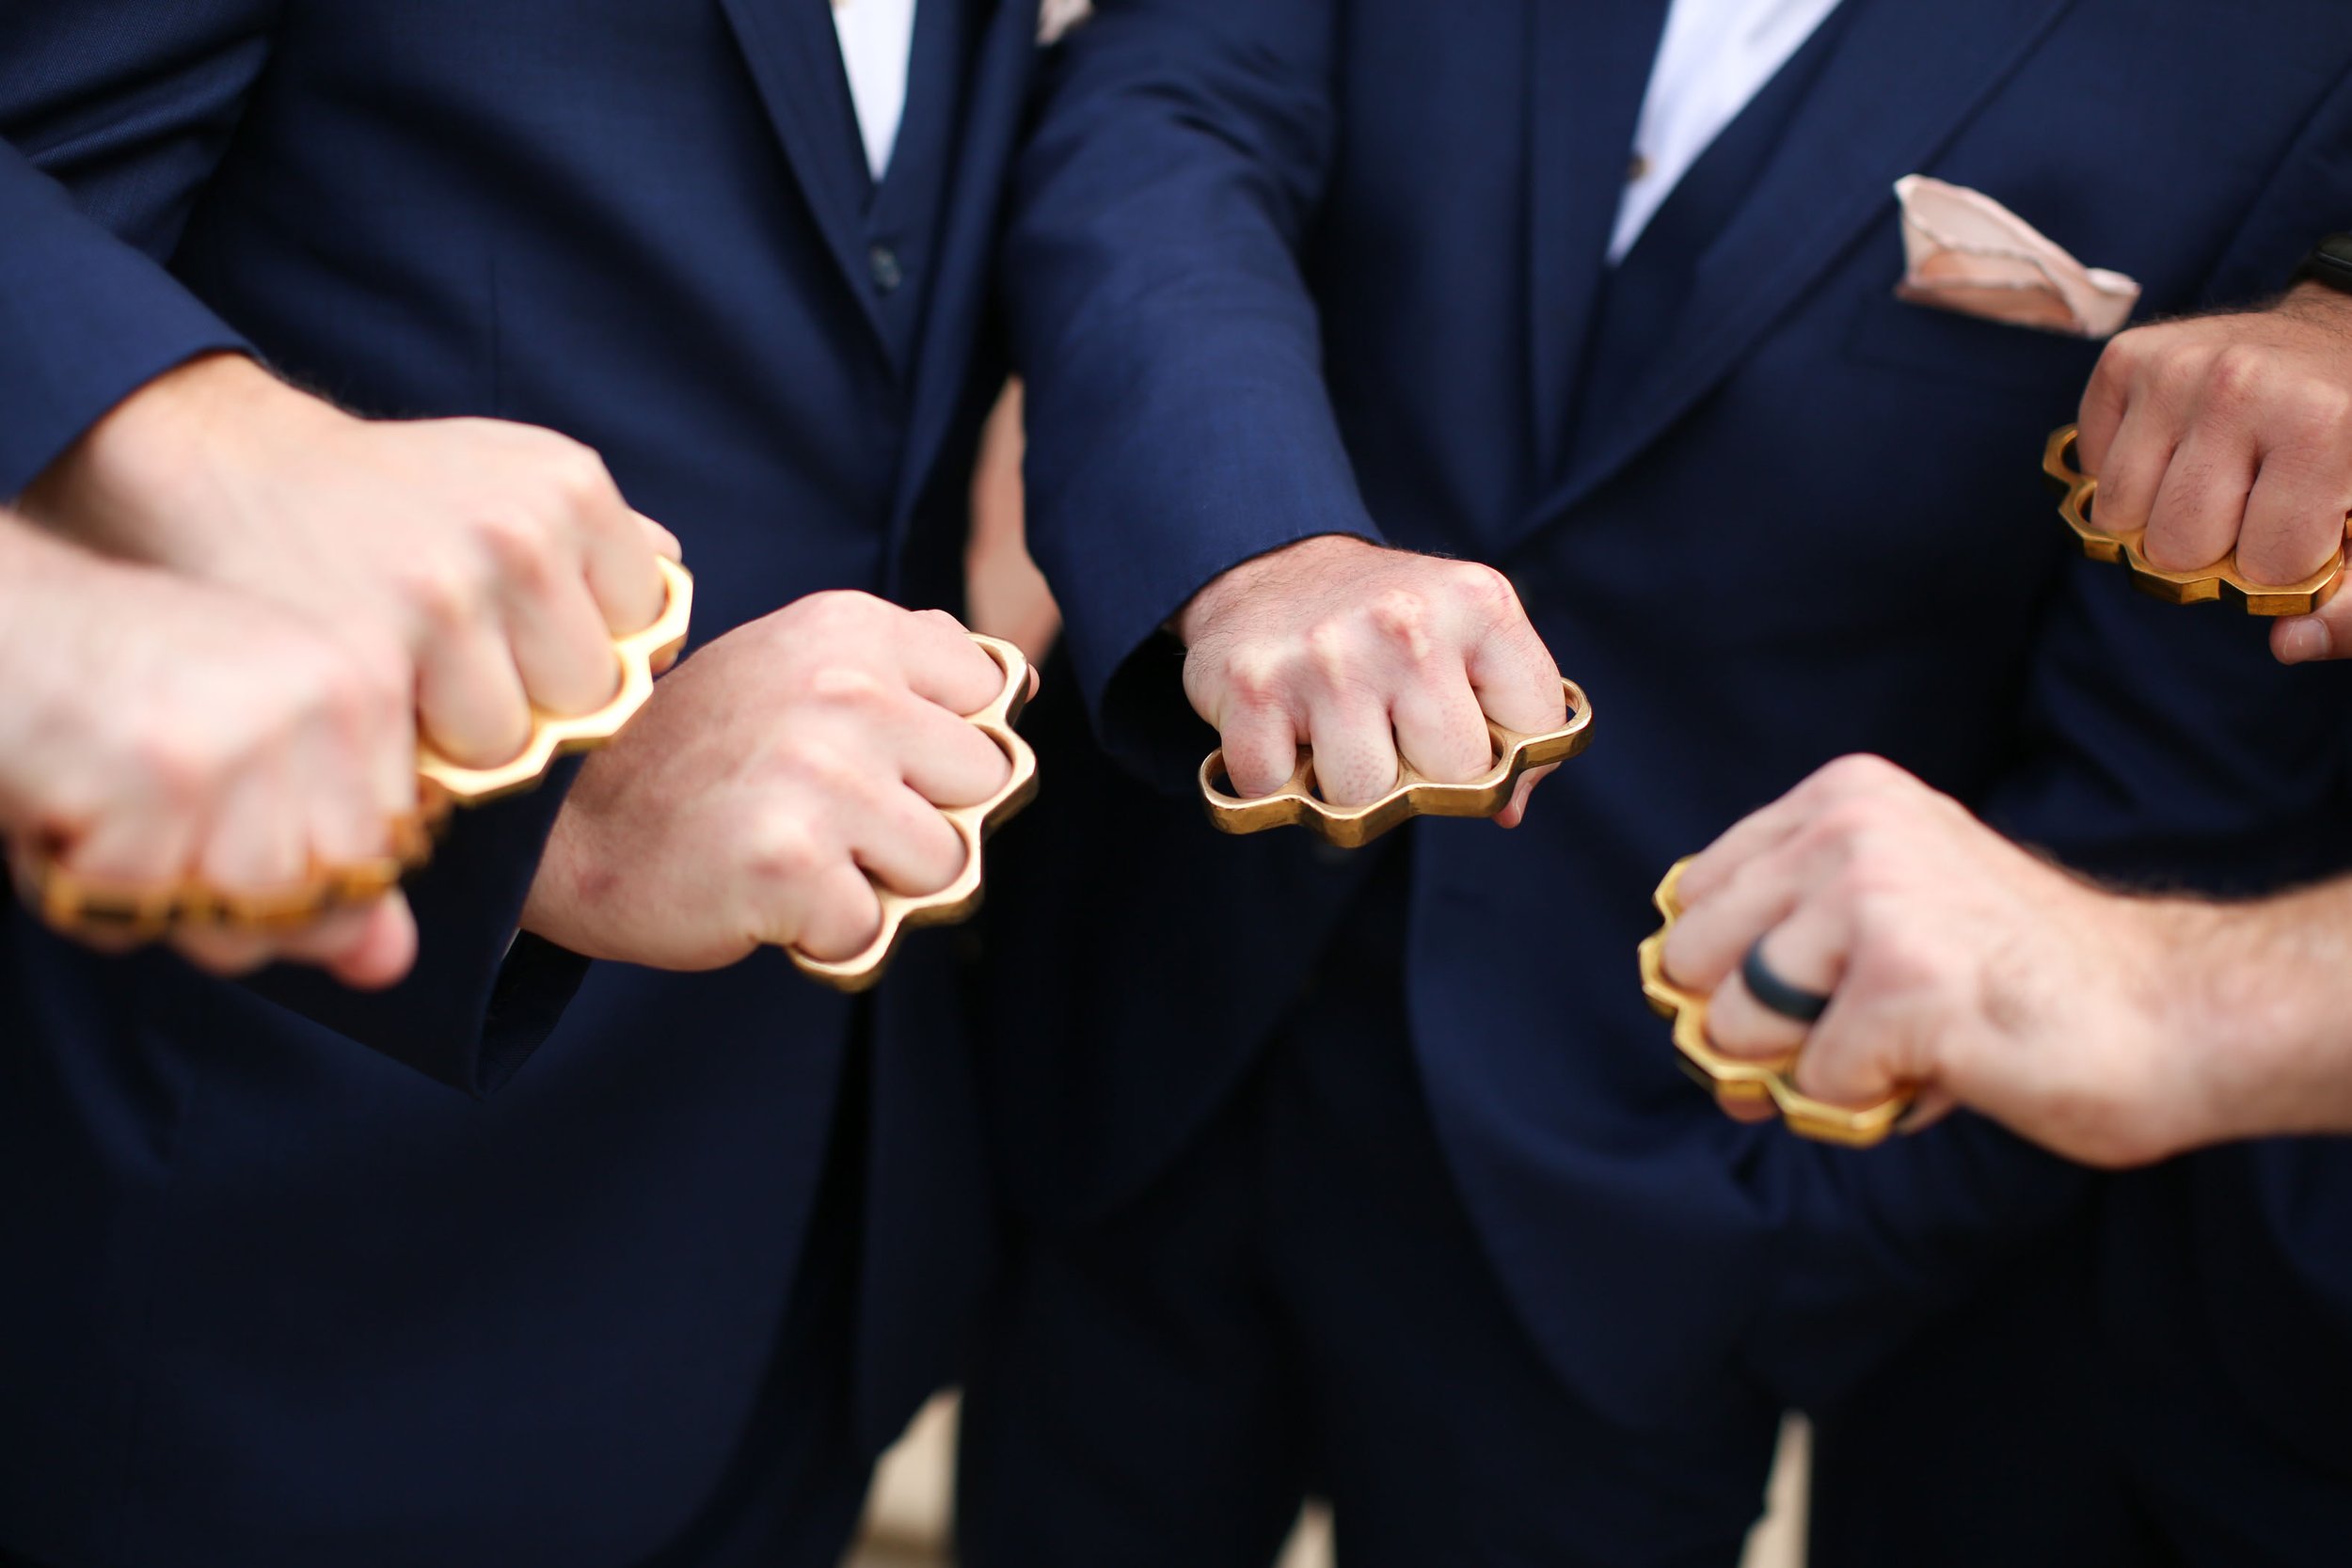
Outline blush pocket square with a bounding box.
[1893,174,2140,340]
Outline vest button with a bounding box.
[868,244,905,293]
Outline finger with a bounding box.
[866,686,1015,808]
[1216,702,1304,800]
[42,784,202,953]
[2140,428,2253,572]
[1896,1087,1959,1136]
[1461,614,1565,736]
[1389,668,1494,786]
[1494,761,1558,829]
[1791,985,1926,1112]
[171,739,314,975]
[900,610,1008,715]
[846,783,971,898]
[2086,400,2180,539]
[296,895,420,989]
[772,860,887,965]
[1662,846,1813,993]
[636,512,684,563]
[1677,795,1820,909]
[2074,337,2138,476]
[1299,689,1401,808]
[304,645,412,870]
[501,568,625,718]
[2238,445,2352,586]
[2273,596,2352,663]
[1703,893,1851,1067]
[1715,1090,1779,1125]
[575,483,670,637]
[415,609,534,768]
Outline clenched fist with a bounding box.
[1659,756,2271,1168]
[0,516,418,987]
[519,592,1015,970]
[1177,535,1565,822]
[2076,281,2352,661]
[22,353,679,767]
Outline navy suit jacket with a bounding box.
[0,3,1035,1563]
[986,0,2352,1439]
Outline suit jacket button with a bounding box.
[869,244,905,293]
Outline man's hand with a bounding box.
[519,593,1014,970]
[21,353,680,768]
[1176,535,1565,823]
[1657,756,2220,1168]
[2076,282,2352,662]
[0,520,419,988]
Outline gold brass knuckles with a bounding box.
[1637,857,1912,1149]
[20,557,694,942]
[1198,679,1596,849]
[2045,424,2348,614]
[786,633,1041,993]
[419,555,697,800]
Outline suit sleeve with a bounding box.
[1005,1,1383,783]
[0,4,288,495]
[0,3,582,1094]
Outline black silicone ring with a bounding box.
[1740,937,1832,1024]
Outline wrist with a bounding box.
[2158,889,2352,1150]
[2274,278,2352,334]
[1173,532,1379,646]
[0,526,135,821]
[19,354,321,558]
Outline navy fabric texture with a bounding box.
[981,0,2352,1556]
[0,3,1034,1564]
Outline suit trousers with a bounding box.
[958,853,1781,1568]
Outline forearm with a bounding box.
[1009,0,1375,768]
[0,518,107,810]
[2165,878,2352,1147]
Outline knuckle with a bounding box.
[2291,381,2352,442]
[1222,646,1289,708]
[791,589,888,638]
[745,816,835,888]
[401,547,490,631]
[1365,587,1435,657]
[801,663,890,710]
[129,723,224,808]
[1452,562,1520,617]
[1304,619,1357,682]
[1815,752,1901,798]
[2205,344,2266,406]
[475,507,565,591]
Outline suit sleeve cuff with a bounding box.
[244,758,586,1096]
[0,144,251,498]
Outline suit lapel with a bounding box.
[886,0,1032,540]
[1525,0,1673,495]
[1519,0,2081,540]
[721,0,892,353]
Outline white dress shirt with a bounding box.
[1609,0,1845,262]
[831,0,919,180]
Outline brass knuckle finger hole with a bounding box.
[418,556,696,801]
[1638,857,1911,1149]
[2045,423,2347,614]
[1198,677,1594,847]
[787,631,1037,994]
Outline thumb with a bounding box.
[2271,587,2352,663]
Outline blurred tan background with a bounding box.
[845,1396,1810,1568]
[873,387,1810,1567]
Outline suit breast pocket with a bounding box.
[1840,288,2107,398]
